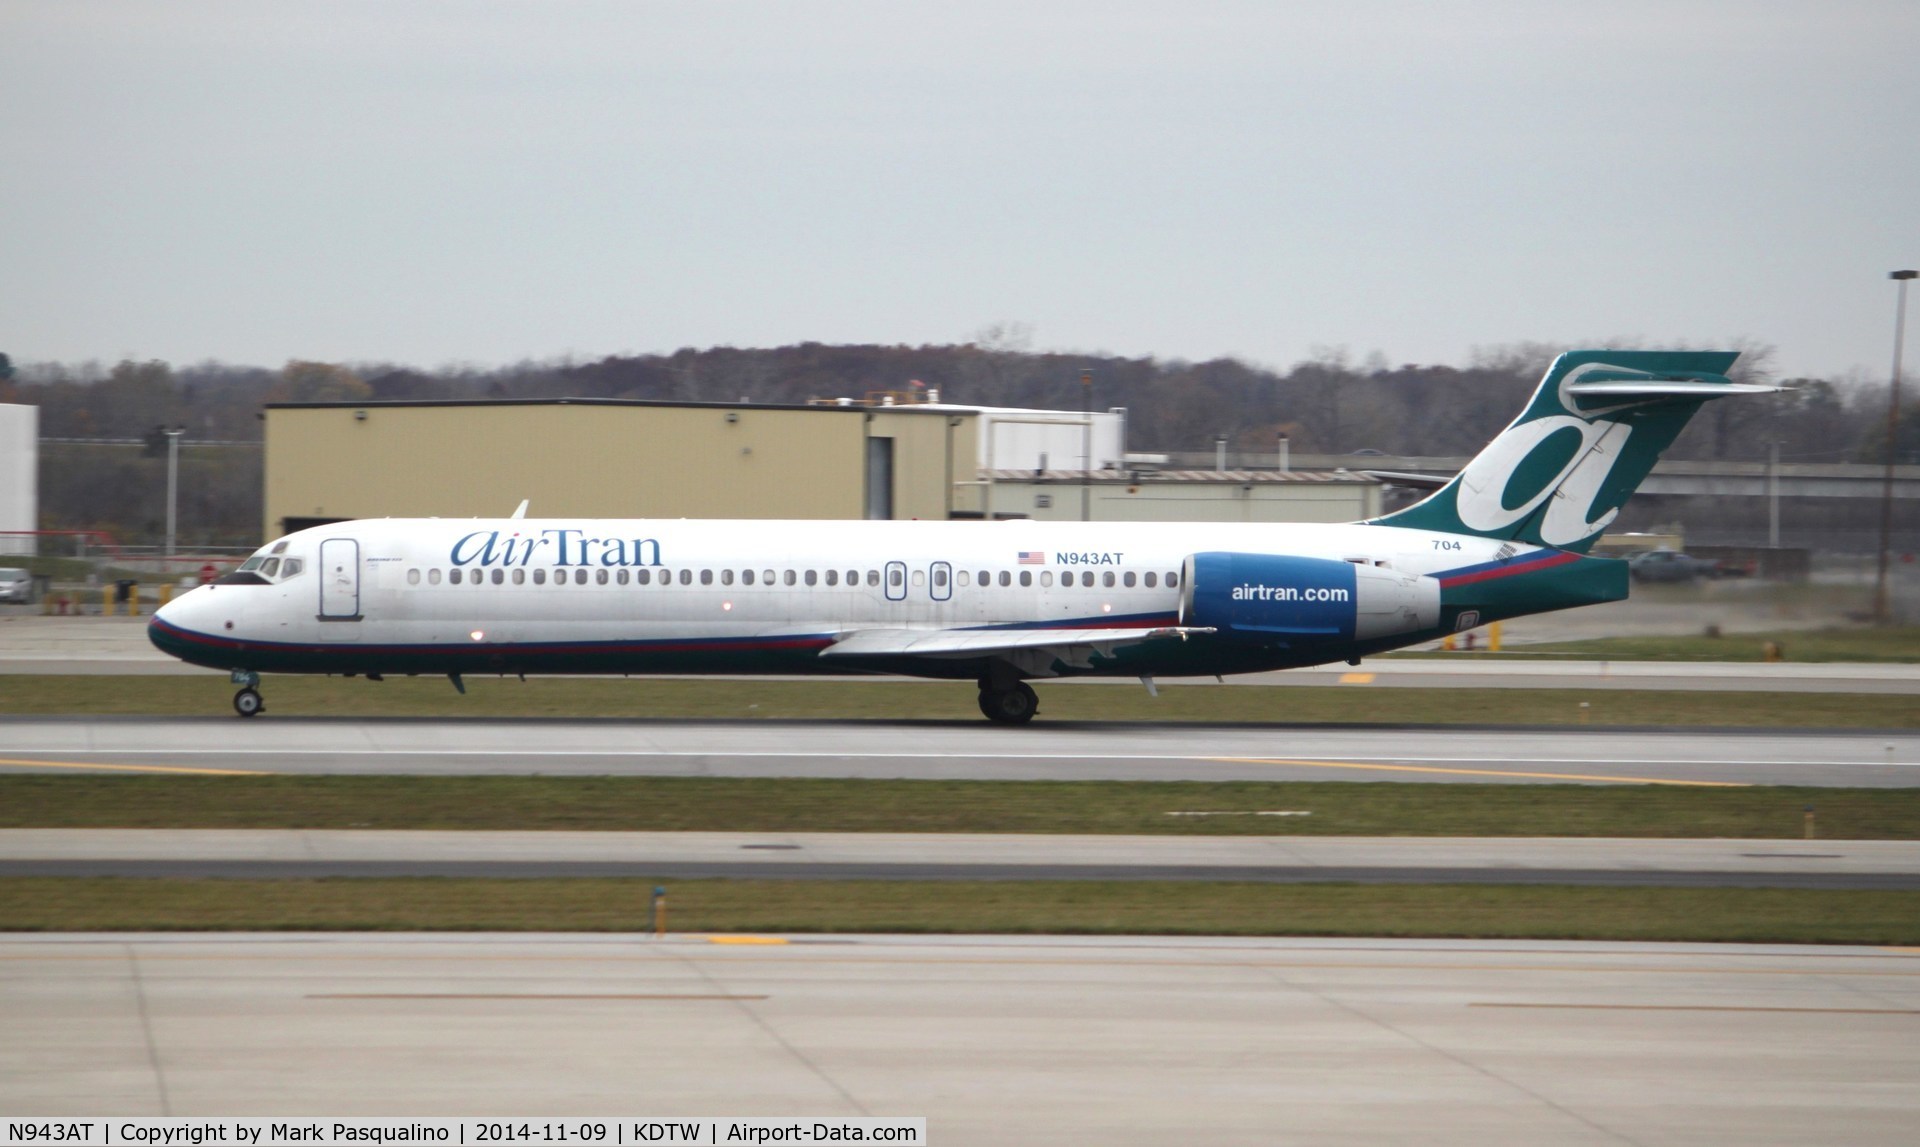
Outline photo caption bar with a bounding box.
[1,1121,926,1147]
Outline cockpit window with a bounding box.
[259,558,281,577]
[271,541,289,555]
[281,558,303,578]
[238,556,266,572]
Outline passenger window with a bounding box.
[636,569,650,585]
[679,569,693,585]
[596,569,609,585]
[825,569,838,586]
[888,567,904,588]
[700,569,713,585]
[492,569,504,585]
[764,569,776,584]
[1167,572,1179,588]
[867,570,879,587]
[721,569,734,586]
[784,570,797,586]
[428,569,442,585]
[533,568,546,585]
[998,571,1010,587]
[449,568,463,585]
[1104,571,1116,588]
[513,569,525,585]
[1040,571,1053,587]
[575,569,589,585]
[742,569,755,586]
[933,567,948,589]
[1019,571,1032,587]
[1123,571,1136,587]
[408,568,421,586]
[1144,572,1156,588]
[805,570,818,586]
[958,571,971,587]
[616,569,629,585]
[846,570,857,585]
[912,570,925,588]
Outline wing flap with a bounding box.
[821,625,1212,659]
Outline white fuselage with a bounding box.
[149,516,1515,680]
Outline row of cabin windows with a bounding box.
[404,567,1182,590]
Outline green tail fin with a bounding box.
[1369,349,1765,553]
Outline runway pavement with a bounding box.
[6,829,1918,887]
[2,715,1916,786]
[4,932,1916,1143]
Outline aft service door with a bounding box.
[318,538,362,620]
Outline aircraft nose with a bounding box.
[148,585,209,655]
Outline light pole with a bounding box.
[164,427,185,559]
[1875,269,1917,622]
[1080,369,1093,522]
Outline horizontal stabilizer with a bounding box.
[1566,380,1782,402]
[1362,470,1452,491]
[822,625,1212,659]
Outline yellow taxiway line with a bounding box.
[1209,756,1749,787]
[0,755,268,777]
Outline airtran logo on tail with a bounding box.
[450,529,664,567]
[1453,362,1645,549]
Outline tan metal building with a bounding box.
[262,398,1379,537]
[977,469,1382,524]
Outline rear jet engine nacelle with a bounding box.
[1179,552,1440,642]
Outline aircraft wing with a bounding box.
[820,625,1212,661]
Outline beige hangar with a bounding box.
[262,397,1379,537]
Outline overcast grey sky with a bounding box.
[2,0,1916,380]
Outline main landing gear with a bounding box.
[230,669,264,718]
[977,680,1039,724]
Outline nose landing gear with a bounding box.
[230,669,264,718]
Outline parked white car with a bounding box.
[0,568,31,603]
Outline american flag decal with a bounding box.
[1017,551,1045,565]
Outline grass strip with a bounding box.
[5,776,1918,839]
[1,675,1915,725]
[2,877,1914,945]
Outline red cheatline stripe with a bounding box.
[1438,549,1580,588]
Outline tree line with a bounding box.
[1,338,1910,548]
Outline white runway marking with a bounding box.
[1,746,1912,768]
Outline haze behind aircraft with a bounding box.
[150,350,1773,722]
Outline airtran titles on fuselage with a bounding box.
[450,529,663,569]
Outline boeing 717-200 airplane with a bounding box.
[149,350,1774,722]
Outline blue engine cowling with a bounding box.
[1179,552,1440,643]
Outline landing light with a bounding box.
[722,601,733,611]
[470,630,485,641]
